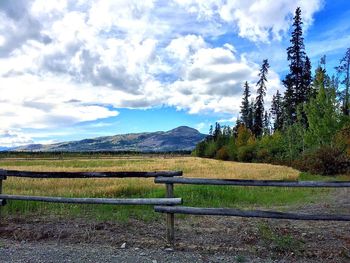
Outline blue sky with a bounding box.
[0,0,349,146]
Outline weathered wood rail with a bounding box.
[154,176,350,244]
[155,176,350,187]
[0,194,182,205]
[0,169,182,178]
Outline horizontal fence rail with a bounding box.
[155,177,350,187]
[0,194,182,205]
[0,169,183,179]
[155,206,350,221]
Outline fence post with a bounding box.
[165,182,175,246]
[0,176,6,219]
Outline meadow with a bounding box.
[0,156,339,221]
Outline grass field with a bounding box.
[0,156,340,221]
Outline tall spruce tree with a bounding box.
[253,59,270,137]
[336,48,350,116]
[248,100,254,131]
[263,111,271,136]
[271,90,283,131]
[303,56,312,100]
[213,122,221,141]
[283,7,309,125]
[240,81,251,129]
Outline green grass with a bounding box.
[1,182,330,222]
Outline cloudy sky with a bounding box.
[0,0,349,147]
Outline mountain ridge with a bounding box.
[14,126,206,152]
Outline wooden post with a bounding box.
[0,176,5,219]
[166,182,175,246]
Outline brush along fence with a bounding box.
[154,176,350,244]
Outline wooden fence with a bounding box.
[0,169,183,223]
[154,176,350,244]
[1,170,350,246]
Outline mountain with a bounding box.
[14,126,207,152]
[0,146,13,151]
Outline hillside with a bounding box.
[14,126,206,152]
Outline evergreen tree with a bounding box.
[248,100,254,131]
[240,81,251,129]
[303,56,312,100]
[253,59,270,137]
[313,64,328,94]
[213,122,221,141]
[263,111,271,136]
[336,48,350,116]
[305,81,341,148]
[270,90,283,131]
[209,125,213,136]
[283,7,309,125]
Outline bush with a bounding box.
[237,144,257,162]
[334,124,350,156]
[293,146,350,175]
[256,148,272,162]
[216,146,230,160]
[204,140,218,158]
[192,141,206,157]
[227,138,238,161]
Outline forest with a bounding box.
[193,7,350,176]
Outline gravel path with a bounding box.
[0,240,260,263]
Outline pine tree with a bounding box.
[240,81,251,129]
[263,111,271,135]
[253,59,270,137]
[336,48,350,116]
[303,56,312,100]
[209,125,213,136]
[305,81,341,147]
[283,7,309,125]
[248,101,254,131]
[213,122,221,141]
[270,90,283,131]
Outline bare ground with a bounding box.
[0,189,350,262]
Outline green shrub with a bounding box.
[216,146,230,160]
[293,146,350,175]
[227,138,238,160]
[256,148,271,162]
[204,140,218,158]
[334,123,350,156]
[192,141,206,157]
[237,144,257,162]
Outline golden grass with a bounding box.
[0,157,299,198]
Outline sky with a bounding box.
[0,0,349,147]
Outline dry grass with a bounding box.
[0,157,299,197]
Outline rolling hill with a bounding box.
[14,126,206,152]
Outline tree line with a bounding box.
[193,7,350,175]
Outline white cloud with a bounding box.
[0,130,33,147]
[166,42,282,115]
[175,0,323,42]
[0,0,321,142]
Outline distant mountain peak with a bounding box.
[167,126,200,134]
[169,126,197,131]
[14,126,206,152]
